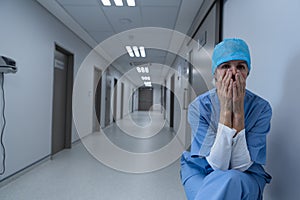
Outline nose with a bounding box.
[231,66,237,75]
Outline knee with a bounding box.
[220,169,244,184]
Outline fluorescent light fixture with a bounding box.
[125,46,134,57]
[144,82,152,87]
[139,46,146,57]
[101,0,112,6]
[141,76,150,81]
[127,0,135,6]
[113,0,123,6]
[136,66,149,73]
[132,46,140,57]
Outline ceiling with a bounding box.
[36,0,204,85]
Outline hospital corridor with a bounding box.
[1,0,300,200]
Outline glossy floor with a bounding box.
[0,111,187,200]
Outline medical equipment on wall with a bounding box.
[0,55,17,175]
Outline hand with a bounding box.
[232,70,246,133]
[215,69,233,127]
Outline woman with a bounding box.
[180,38,272,200]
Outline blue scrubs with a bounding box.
[180,88,272,200]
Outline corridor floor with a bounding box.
[0,111,187,200]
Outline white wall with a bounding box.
[0,0,111,180]
[223,0,300,199]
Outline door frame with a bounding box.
[93,67,102,132]
[51,44,73,156]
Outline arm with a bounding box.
[206,123,235,170]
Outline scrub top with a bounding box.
[181,88,272,200]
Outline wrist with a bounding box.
[219,111,232,128]
[232,114,244,133]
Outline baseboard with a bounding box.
[0,155,51,188]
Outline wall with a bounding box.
[223,0,300,199]
[0,0,110,180]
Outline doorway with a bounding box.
[113,78,117,122]
[138,87,153,111]
[120,83,124,119]
[105,74,111,126]
[169,75,175,128]
[51,44,73,156]
[93,67,102,132]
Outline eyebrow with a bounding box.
[222,61,247,64]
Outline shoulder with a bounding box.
[245,89,272,110]
[244,89,272,124]
[188,89,217,118]
[190,89,216,107]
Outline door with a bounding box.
[169,75,175,128]
[113,79,117,122]
[105,75,111,126]
[138,87,153,111]
[184,2,221,148]
[93,67,102,132]
[52,45,73,155]
[120,83,124,119]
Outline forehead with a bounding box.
[220,60,247,65]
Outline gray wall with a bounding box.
[0,0,99,180]
[223,0,300,199]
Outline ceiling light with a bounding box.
[101,0,112,6]
[125,46,146,58]
[127,0,135,6]
[113,0,123,6]
[125,46,134,57]
[136,66,149,74]
[139,46,146,57]
[132,46,140,57]
[141,76,150,81]
[144,82,152,87]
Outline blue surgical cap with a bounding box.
[212,38,251,75]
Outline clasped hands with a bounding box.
[215,69,246,134]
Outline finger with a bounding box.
[223,70,232,89]
[217,69,226,83]
[232,80,237,100]
[236,71,245,94]
[228,78,233,97]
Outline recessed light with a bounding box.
[132,46,140,57]
[125,46,134,57]
[127,0,136,6]
[114,0,123,6]
[144,81,152,87]
[139,46,146,57]
[101,0,111,6]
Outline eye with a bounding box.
[220,64,230,69]
[237,64,246,70]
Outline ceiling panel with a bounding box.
[89,31,116,43]
[102,7,142,32]
[142,6,179,29]
[57,0,100,6]
[140,0,181,7]
[63,5,112,31]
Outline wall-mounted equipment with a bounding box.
[0,55,16,176]
[0,56,17,74]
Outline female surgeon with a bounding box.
[180,38,272,200]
